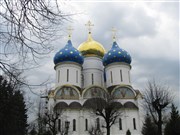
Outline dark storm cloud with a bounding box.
[38,2,178,91]
[25,1,179,111]
[151,2,179,19]
[130,56,179,108]
[84,3,158,50]
[131,57,179,89]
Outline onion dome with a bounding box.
[54,40,84,65]
[103,41,131,66]
[78,33,106,58]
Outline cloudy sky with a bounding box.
[25,0,179,119]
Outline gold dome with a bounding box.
[78,33,106,58]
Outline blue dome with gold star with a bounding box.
[54,40,84,65]
[103,41,131,66]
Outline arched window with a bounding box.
[101,74,103,86]
[128,71,130,83]
[73,119,76,131]
[65,121,70,131]
[81,74,84,87]
[58,119,61,132]
[55,86,79,99]
[67,69,69,82]
[120,70,123,82]
[110,71,113,83]
[112,87,136,99]
[85,119,88,131]
[83,86,106,99]
[119,118,122,130]
[91,73,94,85]
[76,70,78,83]
[133,118,136,130]
[58,70,60,82]
[96,118,100,130]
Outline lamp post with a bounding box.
[65,121,70,135]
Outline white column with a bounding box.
[55,62,82,88]
[82,57,104,88]
[105,63,131,88]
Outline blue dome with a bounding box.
[103,41,131,66]
[54,40,84,65]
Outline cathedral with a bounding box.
[47,21,142,135]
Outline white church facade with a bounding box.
[47,21,142,135]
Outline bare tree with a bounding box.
[37,98,47,135]
[44,110,71,135]
[143,80,173,135]
[85,93,122,135]
[44,111,59,135]
[88,126,104,135]
[0,0,69,85]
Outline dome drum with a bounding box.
[104,62,131,69]
[55,64,82,88]
[54,61,82,70]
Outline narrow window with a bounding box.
[120,70,123,82]
[76,70,78,83]
[101,74,103,86]
[85,119,88,131]
[128,71,130,83]
[81,74,84,87]
[58,119,61,132]
[96,118,100,130]
[67,69,69,82]
[92,74,94,85]
[104,71,106,82]
[58,70,60,83]
[119,118,122,130]
[110,71,113,83]
[73,119,76,131]
[133,118,136,130]
[65,121,70,131]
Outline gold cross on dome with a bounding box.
[67,26,74,39]
[85,20,94,33]
[111,27,117,41]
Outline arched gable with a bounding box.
[111,102,123,109]
[54,101,68,110]
[69,102,82,109]
[54,85,80,99]
[83,98,106,109]
[111,86,136,99]
[82,85,107,99]
[124,101,138,109]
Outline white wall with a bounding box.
[105,63,131,88]
[82,57,104,88]
[55,62,82,88]
[109,109,141,135]
[55,108,142,135]
[51,97,142,135]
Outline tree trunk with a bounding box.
[53,125,57,135]
[157,110,162,135]
[157,122,162,135]
[107,125,110,135]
